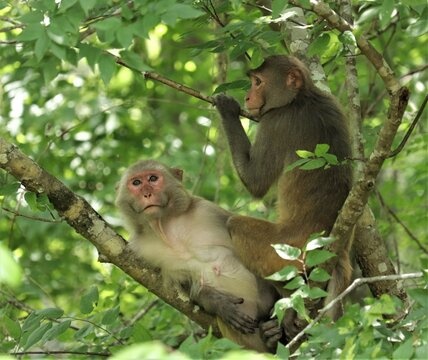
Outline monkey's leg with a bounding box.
[227,215,300,278]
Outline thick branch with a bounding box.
[0,137,220,336]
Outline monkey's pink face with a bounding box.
[127,170,166,215]
[245,73,266,116]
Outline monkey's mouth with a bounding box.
[143,204,161,212]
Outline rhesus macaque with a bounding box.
[215,55,353,343]
[115,160,276,352]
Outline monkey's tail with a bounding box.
[324,230,354,320]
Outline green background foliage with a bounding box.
[0,0,427,358]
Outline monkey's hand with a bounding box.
[192,286,258,334]
[214,94,241,121]
[260,318,284,351]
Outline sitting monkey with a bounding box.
[115,159,276,352]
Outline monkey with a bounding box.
[115,159,277,352]
[214,55,354,345]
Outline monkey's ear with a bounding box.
[170,168,184,182]
[286,68,303,90]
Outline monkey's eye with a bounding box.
[148,175,158,182]
[254,77,262,86]
[132,179,142,186]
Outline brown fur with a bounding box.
[215,55,354,338]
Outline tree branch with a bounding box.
[0,137,220,337]
[113,56,257,122]
[289,0,401,94]
[389,94,428,158]
[286,271,423,350]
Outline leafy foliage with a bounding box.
[0,0,427,358]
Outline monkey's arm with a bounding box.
[189,284,258,334]
[215,94,283,198]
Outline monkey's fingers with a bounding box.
[260,319,283,349]
[222,311,258,334]
[214,94,242,119]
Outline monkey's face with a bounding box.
[245,72,266,116]
[125,169,169,218]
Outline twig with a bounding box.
[286,272,424,350]
[11,351,111,357]
[389,94,428,158]
[375,189,428,255]
[2,207,61,223]
[127,299,160,327]
[200,0,252,61]
[113,55,257,122]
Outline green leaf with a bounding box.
[305,236,336,251]
[98,55,117,86]
[308,33,331,57]
[35,30,50,61]
[42,57,60,84]
[285,158,311,172]
[74,324,93,340]
[19,11,44,24]
[379,0,395,29]
[393,338,414,360]
[290,294,309,321]
[80,286,99,314]
[0,244,22,287]
[2,315,21,340]
[305,249,336,267]
[23,322,52,350]
[339,31,357,48]
[213,80,250,95]
[309,267,331,282]
[314,144,330,156]
[284,276,305,290]
[306,286,328,299]
[296,150,314,158]
[407,9,428,37]
[94,17,122,32]
[49,43,67,60]
[17,23,45,41]
[276,343,290,359]
[47,22,70,46]
[266,265,299,282]
[300,158,327,170]
[408,288,428,308]
[36,308,64,319]
[0,182,20,196]
[41,320,71,343]
[58,0,78,13]
[132,323,152,342]
[322,153,339,165]
[117,25,134,48]
[79,0,96,16]
[22,313,42,333]
[78,43,101,71]
[163,4,204,23]
[272,244,302,261]
[272,0,287,18]
[274,298,293,324]
[102,305,120,325]
[120,51,153,72]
